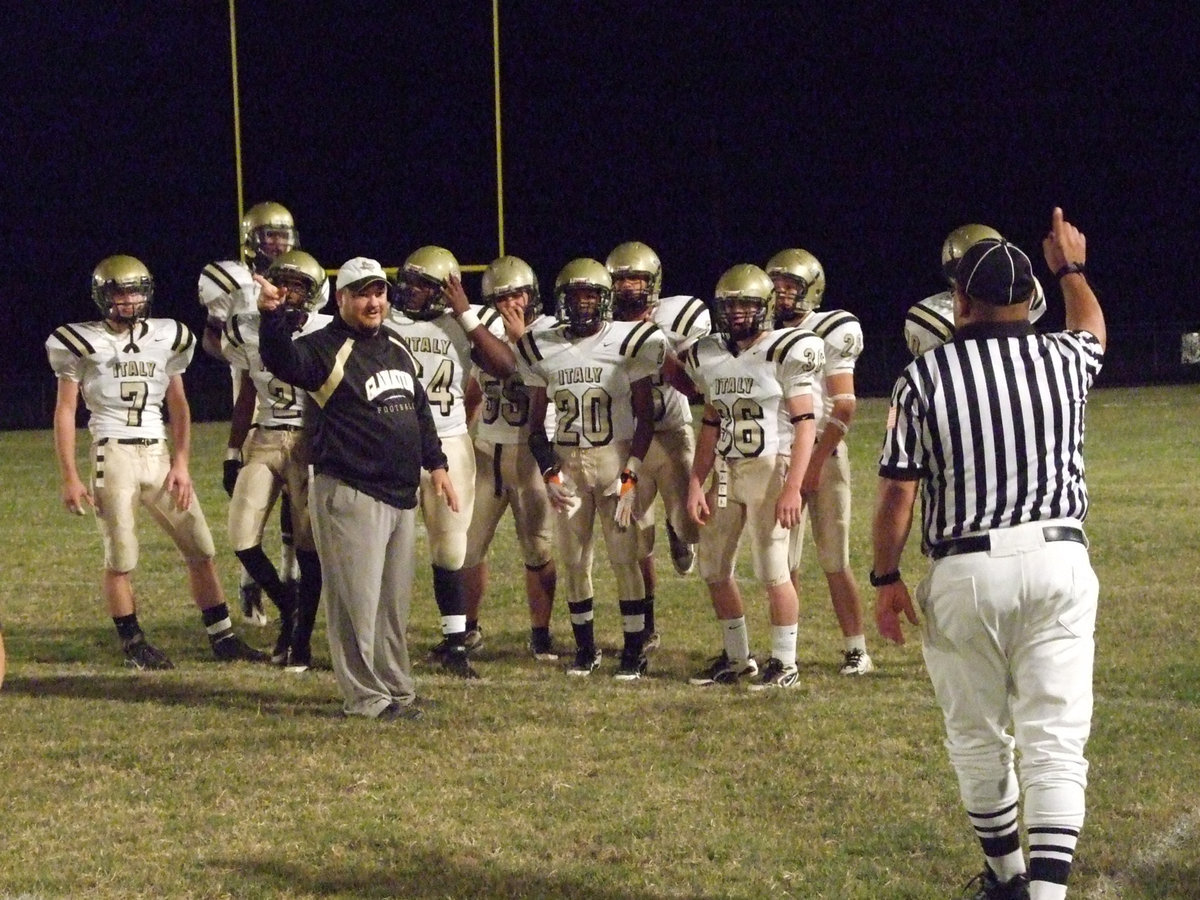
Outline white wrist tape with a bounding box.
[225,448,242,462]
[456,309,482,334]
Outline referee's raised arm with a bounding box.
[1044,206,1106,350]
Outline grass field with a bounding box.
[1,385,1198,899]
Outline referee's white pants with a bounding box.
[917,518,1098,828]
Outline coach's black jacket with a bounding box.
[260,309,447,509]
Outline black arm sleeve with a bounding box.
[528,430,556,474]
[259,310,327,392]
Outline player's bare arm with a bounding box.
[871,476,919,644]
[452,275,517,379]
[463,375,484,426]
[803,371,855,496]
[163,375,195,512]
[1043,207,1105,349]
[52,379,92,515]
[777,393,815,529]
[687,404,721,526]
[201,316,226,362]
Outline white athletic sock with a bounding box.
[845,633,866,653]
[720,617,750,665]
[770,624,798,668]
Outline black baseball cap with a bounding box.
[957,239,1036,306]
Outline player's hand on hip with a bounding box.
[875,581,919,645]
[431,468,459,513]
[253,274,284,313]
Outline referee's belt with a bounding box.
[930,525,1087,560]
[96,437,163,446]
[261,424,303,431]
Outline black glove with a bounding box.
[223,458,243,497]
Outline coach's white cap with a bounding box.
[336,257,388,293]
[958,239,1036,306]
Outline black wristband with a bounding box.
[700,417,721,428]
[869,568,901,587]
[1054,262,1086,280]
[528,430,557,474]
[790,412,815,424]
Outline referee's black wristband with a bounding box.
[1054,262,1086,280]
[869,568,902,587]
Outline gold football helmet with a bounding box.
[397,245,461,320]
[240,202,299,272]
[713,264,774,341]
[941,224,1003,283]
[555,258,613,334]
[765,248,825,325]
[481,255,540,324]
[92,255,154,323]
[605,241,662,319]
[267,250,327,312]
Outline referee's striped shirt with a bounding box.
[878,320,1104,550]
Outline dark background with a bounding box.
[3,3,1196,425]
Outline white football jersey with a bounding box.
[790,308,863,429]
[387,304,503,438]
[46,319,195,441]
[905,278,1048,358]
[474,313,556,445]
[682,328,823,460]
[515,319,667,448]
[222,311,334,427]
[650,294,711,432]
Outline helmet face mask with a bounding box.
[941,224,1003,285]
[555,258,613,335]
[481,255,540,325]
[765,249,824,325]
[241,202,298,272]
[713,264,774,343]
[398,246,461,320]
[92,255,154,324]
[267,250,327,313]
[606,242,662,320]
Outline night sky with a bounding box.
[3,3,1195,422]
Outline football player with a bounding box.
[222,250,332,670]
[387,246,517,678]
[606,241,710,652]
[48,256,268,669]
[516,259,668,679]
[767,249,873,675]
[905,224,1047,357]
[198,202,325,626]
[461,256,560,660]
[682,265,823,688]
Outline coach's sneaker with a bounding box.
[529,633,560,662]
[210,630,270,663]
[839,648,875,676]
[239,582,269,627]
[440,645,480,679]
[665,521,696,575]
[962,868,1029,900]
[566,646,602,676]
[748,657,799,690]
[463,626,485,654]
[613,649,648,681]
[122,634,175,671]
[688,651,758,686]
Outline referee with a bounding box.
[872,208,1105,900]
